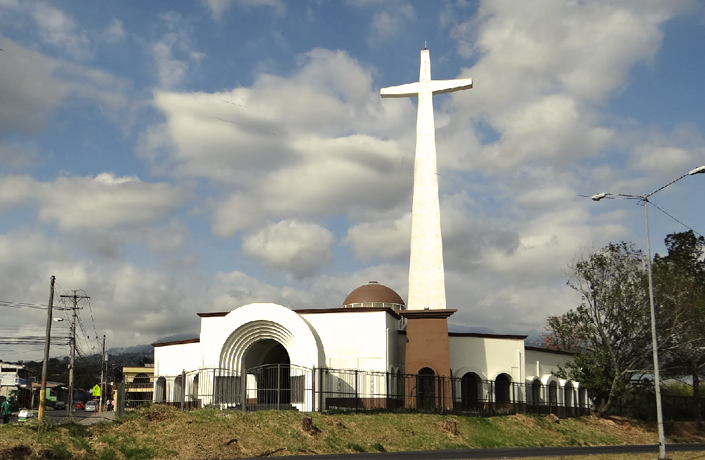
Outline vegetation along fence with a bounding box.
[117,364,596,417]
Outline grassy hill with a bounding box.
[1,406,705,460]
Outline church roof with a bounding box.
[294,307,401,319]
[342,281,404,307]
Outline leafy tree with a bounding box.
[654,230,705,423]
[545,242,652,416]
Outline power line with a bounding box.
[0,300,48,310]
[649,199,703,238]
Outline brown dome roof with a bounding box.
[342,281,405,307]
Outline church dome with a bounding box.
[342,281,405,311]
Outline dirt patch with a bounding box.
[143,404,179,422]
[0,445,32,460]
[665,421,705,443]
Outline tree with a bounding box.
[545,242,652,416]
[654,230,705,423]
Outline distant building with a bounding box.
[0,362,32,408]
[30,382,69,408]
[122,365,154,408]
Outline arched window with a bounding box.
[416,367,436,410]
[191,374,199,402]
[564,382,573,408]
[155,377,166,403]
[173,376,183,403]
[549,381,558,406]
[461,372,481,410]
[532,379,542,407]
[494,374,511,404]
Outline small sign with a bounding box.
[92,384,101,397]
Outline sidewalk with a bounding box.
[76,410,116,425]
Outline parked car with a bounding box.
[74,401,84,410]
[84,400,97,412]
[54,401,66,410]
[17,409,35,423]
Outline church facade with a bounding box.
[152,48,587,414]
[152,281,587,414]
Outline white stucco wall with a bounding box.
[385,313,402,371]
[524,348,582,406]
[300,310,392,372]
[450,335,525,383]
[524,348,574,381]
[154,342,202,377]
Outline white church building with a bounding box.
[152,49,588,415]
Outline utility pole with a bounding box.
[60,291,89,417]
[100,335,105,413]
[38,276,55,422]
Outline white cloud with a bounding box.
[444,0,688,172]
[31,3,93,60]
[344,212,411,261]
[242,220,335,279]
[0,142,41,171]
[625,125,705,177]
[369,4,415,43]
[105,18,126,43]
[142,48,415,235]
[152,12,206,89]
[0,173,185,232]
[202,0,285,20]
[0,37,128,140]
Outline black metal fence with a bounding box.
[117,365,592,417]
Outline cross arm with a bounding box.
[380,82,420,98]
[430,78,473,95]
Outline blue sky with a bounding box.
[1,0,704,362]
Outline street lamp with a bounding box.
[591,165,704,460]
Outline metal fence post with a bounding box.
[386,371,390,409]
[276,364,281,410]
[180,370,186,411]
[311,366,316,412]
[241,369,247,412]
[354,370,359,411]
[319,368,324,412]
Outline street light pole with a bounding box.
[591,165,705,460]
[643,197,667,460]
[38,275,55,423]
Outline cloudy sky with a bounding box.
[1,0,704,363]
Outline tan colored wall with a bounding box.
[404,316,451,377]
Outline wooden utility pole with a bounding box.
[60,291,89,417]
[100,335,105,413]
[38,276,55,422]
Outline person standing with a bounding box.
[1,397,11,424]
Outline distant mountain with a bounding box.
[107,332,198,356]
[448,325,496,334]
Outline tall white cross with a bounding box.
[381,48,472,310]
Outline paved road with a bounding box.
[237,443,705,460]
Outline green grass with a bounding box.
[0,405,702,459]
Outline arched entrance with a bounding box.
[461,372,481,410]
[416,367,436,410]
[243,339,294,409]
